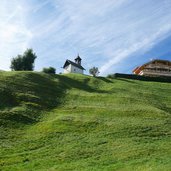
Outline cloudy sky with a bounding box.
[0,0,171,75]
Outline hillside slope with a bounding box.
[0,72,171,171]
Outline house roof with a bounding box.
[133,59,171,74]
[143,59,171,66]
[63,60,85,70]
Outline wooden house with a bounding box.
[133,59,171,77]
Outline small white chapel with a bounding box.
[63,55,85,74]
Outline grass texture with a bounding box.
[0,71,171,171]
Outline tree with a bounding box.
[10,55,23,71]
[89,67,100,77]
[42,67,56,74]
[11,49,37,71]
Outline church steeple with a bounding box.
[75,54,82,65]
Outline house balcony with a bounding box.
[147,64,171,70]
[140,69,171,77]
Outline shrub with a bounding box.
[42,67,56,74]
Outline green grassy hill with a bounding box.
[0,71,171,171]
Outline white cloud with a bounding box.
[0,0,32,70]
[0,0,171,73]
[100,24,171,74]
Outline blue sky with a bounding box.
[0,0,171,75]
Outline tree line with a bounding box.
[11,49,56,74]
[10,49,99,76]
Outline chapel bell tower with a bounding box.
[75,55,82,65]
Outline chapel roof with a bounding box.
[63,59,85,70]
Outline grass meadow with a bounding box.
[0,72,171,171]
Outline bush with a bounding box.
[107,74,116,79]
[42,67,56,74]
[107,73,171,83]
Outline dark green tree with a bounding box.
[11,49,37,71]
[42,67,56,74]
[89,67,100,77]
[10,55,23,71]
